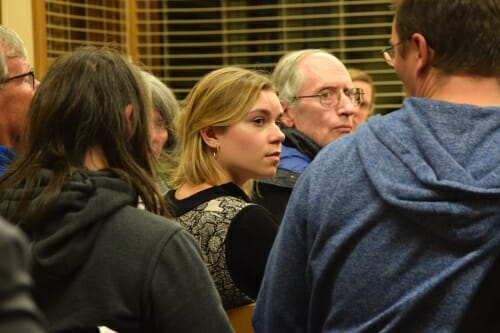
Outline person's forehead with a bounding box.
[301,53,343,71]
[299,55,351,89]
[6,56,30,74]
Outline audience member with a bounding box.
[140,69,180,193]
[0,46,232,333]
[254,0,500,332]
[0,25,39,175]
[166,66,283,309]
[0,217,45,333]
[348,67,375,130]
[255,49,362,222]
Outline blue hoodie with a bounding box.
[254,97,500,332]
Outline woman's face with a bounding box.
[352,80,373,130]
[213,89,285,186]
[151,109,168,160]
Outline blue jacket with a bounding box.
[279,144,311,173]
[254,98,500,332]
[0,145,15,176]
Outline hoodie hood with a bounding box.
[356,97,500,246]
[0,169,136,281]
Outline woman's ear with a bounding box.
[124,104,133,134]
[199,126,219,149]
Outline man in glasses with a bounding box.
[0,46,45,332]
[255,49,361,223]
[254,0,499,332]
[0,26,38,175]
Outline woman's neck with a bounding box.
[84,146,109,170]
[175,182,214,200]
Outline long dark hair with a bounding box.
[0,46,168,230]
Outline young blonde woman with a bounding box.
[167,66,284,309]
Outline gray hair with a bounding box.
[140,70,179,151]
[0,26,28,59]
[272,49,331,106]
[0,52,7,82]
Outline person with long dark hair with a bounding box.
[0,46,232,333]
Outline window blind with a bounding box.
[43,0,128,65]
[37,0,404,115]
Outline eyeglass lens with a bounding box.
[320,88,363,107]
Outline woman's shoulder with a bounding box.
[230,203,279,232]
[105,205,184,243]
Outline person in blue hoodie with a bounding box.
[253,0,500,332]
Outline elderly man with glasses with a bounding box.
[254,49,363,223]
[0,26,39,176]
[254,0,500,332]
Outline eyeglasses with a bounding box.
[295,87,364,109]
[381,41,405,66]
[2,71,35,90]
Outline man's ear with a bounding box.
[412,33,433,75]
[124,104,133,134]
[280,101,295,128]
[199,126,219,149]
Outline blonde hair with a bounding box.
[170,66,274,197]
[348,67,375,114]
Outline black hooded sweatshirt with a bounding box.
[0,169,232,333]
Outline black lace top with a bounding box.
[166,182,278,309]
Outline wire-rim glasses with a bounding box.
[381,41,404,66]
[2,70,35,90]
[294,87,364,109]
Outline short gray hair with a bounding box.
[0,52,7,82]
[0,26,28,59]
[272,49,330,106]
[140,70,179,151]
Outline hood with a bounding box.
[1,169,136,281]
[357,97,500,246]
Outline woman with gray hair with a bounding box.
[140,70,180,192]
